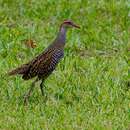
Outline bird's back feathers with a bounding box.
[22,47,64,80]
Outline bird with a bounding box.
[8,20,80,104]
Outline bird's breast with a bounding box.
[48,49,64,71]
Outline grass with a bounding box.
[0,0,130,129]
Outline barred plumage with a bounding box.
[8,20,80,104]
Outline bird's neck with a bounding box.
[53,26,67,48]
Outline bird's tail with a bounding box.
[8,64,29,76]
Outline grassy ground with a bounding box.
[0,0,130,129]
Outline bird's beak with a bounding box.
[72,23,80,28]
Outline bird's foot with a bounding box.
[43,94,47,101]
[23,95,30,105]
[41,88,47,101]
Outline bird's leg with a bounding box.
[24,78,38,105]
[40,79,45,96]
[40,79,47,102]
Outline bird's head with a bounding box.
[60,20,80,30]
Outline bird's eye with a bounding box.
[67,21,72,25]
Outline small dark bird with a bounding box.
[8,20,80,104]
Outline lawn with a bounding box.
[0,0,130,129]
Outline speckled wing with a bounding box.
[37,48,64,79]
[22,52,44,80]
[22,48,64,80]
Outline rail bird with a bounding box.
[8,20,80,104]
